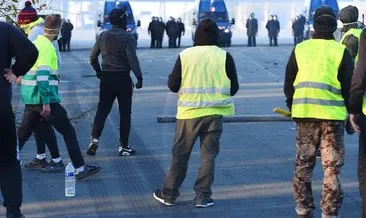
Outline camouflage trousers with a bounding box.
[294,121,345,216]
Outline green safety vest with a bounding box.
[292,39,347,120]
[340,28,362,62]
[21,35,60,105]
[177,46,234,119]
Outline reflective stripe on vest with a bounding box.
[292,39,347,120]
[341,28,362,62]
[177,46,234,119]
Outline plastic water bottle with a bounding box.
[65,163,75,197]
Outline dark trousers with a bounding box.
[150,35,157,48]
[359,116,366,218]
[156,36,163,48]
[20,107,60,159]
[269,36,278,46]
[92,76,133,146]
[0,101,22,217]
[294,35,303,46]
[162,115,223,202]
[177,35,182,48]
[18,104,85,168]
[62,37,71,52]
[248,36,256,47]
[168,36,177,48]
[0,162,22,218]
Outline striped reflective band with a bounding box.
[27,70,59,76]
[295,82,342,95]
[178,98,233,107]
[22,80,59,86]
[179,87,230,95]
[293,98,345,106]
[37,76,49,81]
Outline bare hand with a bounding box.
[350,114,361,133]
[16,77,22,85]
[41,104,51,118]
[4,69,17,84]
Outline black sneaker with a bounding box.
[86,138,99,156]
[153,189,175,206]
[41,160,65,173]
[316,150,321,159]
[118,145,136,156]
[24,158,48,169]
[76,165,101,180]
[195,199,214,208]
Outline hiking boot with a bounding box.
[41,160,65,173]
[76,165,101,180]
[86,138,99,156]
[195,199,214,208]
[118,145,136,156]
[24,158,48,169]
[153,189,176,206]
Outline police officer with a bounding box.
[88,7,143,156]
[148,16,158,48]
[246,13,258,47]
[156,17,165,49]
[176,17,185,48]
[284,6,354,218]
[0,20,38,218]
[153,18,239,208]
[266,15,279,46]
[166,17,178,48]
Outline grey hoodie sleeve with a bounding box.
[125,35,143,80]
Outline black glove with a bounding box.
[345,115,355,135]
[96,72,102,79]
[135,79,143,89]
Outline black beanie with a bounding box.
[109,7,128,28]
[339,5,359,24]
[313,6,337,34]
[194,18,219,46]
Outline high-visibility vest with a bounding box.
[177,46,234,119]
[340,28,363,62]
[21,35,60,105]
[292,39,347,120]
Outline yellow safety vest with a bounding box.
[292,39,347,120]
[177,46,234,119]
[340,28,362,62]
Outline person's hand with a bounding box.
[41,104,51,118]
[135,79,143,89]
[350,114,361,133]
[96,72,102,79]
[4,69,17,84]
[16,76,22,85]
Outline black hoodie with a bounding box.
[168,18,239,96]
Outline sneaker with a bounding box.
[118,145,136,156]
[86,138,99,156]
[24,158,48,169]
[316,150,321,159]
[41,160,65,173]
[76,165,101,180]
[195,199,214,208]
[153,189,175,206]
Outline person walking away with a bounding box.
[156,17,165,49]
[292,16,300,46]
[88,7,143,157]
[17,1,63,172]
[284,6,354,218]
[17,15,101,180]
[61,19,73,52]
[0,20,38,218]
[153,18,239,208]
[148,16,158,48]
[176,18,185,48]
[166,17,178,48]
[246,13,258,47]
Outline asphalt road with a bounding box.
[0,45,360,217]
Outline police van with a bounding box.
[96,0,140,45]
[192,0,235,47]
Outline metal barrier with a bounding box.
[157,115,292,123]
